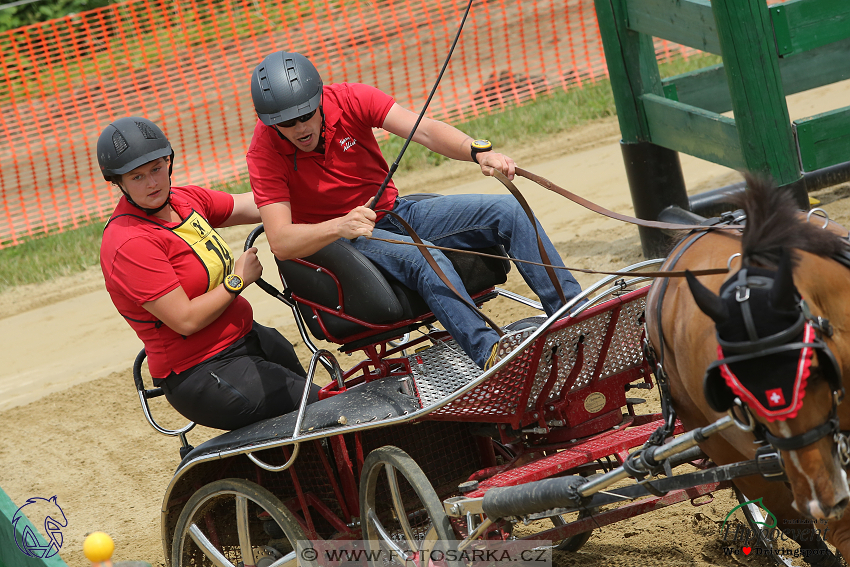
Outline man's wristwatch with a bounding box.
[223,274,244,295]
[470,139,493,164]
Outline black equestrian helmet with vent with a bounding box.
[97,117,174,181]
[251,51,323,126]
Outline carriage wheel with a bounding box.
[360,446,463,567]
[171,478,316,567]
[548,509,595,552]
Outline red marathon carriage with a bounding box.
[133,222,783,567]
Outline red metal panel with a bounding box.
[467,418,685,496]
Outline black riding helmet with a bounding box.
[97,117,175,214]
[251,51,323,126]
[97,117,174,182]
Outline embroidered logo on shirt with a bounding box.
[339,136,357,152]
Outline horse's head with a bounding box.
[686,247,849,520]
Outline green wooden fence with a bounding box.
[594,0,850,254]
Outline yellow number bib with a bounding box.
[172,211,234,293]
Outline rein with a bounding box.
[364,235,730,278]
[507,169,742,232]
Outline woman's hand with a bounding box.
[235,247,263,285]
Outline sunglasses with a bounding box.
[276,108,318,128]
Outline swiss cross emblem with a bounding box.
[765,388,786,407]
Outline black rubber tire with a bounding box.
[171,478,315,567]
[549,509,594,552]
[360,445,462,567]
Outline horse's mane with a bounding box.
[731,173,846,267]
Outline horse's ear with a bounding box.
[685,270,729,324]
[770,247,797,311]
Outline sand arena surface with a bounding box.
[1,79,849,566]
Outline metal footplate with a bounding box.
[406,337,482,407]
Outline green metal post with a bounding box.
[594,0,663,142]
[595,0,690,257]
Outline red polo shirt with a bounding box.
[101,186,253,378]
[247,82,397,224]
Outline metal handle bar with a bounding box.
[245,224,287,300]
[245,224,360,374]
[133,348,195,438]
[246,350,343,472]
[568,258,664,318]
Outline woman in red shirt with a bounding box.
[98,116,317,430]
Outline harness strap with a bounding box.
[648,230,716,446]
[377,209,505,337]
[717,315,807,354]
[653,231,714,368]
[762,417,839,451]
[732,269,762,342]
[710,341,824,367]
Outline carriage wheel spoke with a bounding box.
[188,523,233,567]
[418,526,440,560]
[267,550,298,567]
[367,507,416,564]
[385,463,419,553]
[235,494,255,566]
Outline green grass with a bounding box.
[0,52,722,292]
[380,77,619,171]
[0,220,105,291]
[378,52,722,171]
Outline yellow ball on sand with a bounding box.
[83,532,114,563]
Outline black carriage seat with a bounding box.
[175,375,421,471]
[277,194,511,345]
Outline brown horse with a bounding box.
[646,175,850,563]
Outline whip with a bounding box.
[369,0,476,209]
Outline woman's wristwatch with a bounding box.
[223,274,244,295]
[470,139,493,164]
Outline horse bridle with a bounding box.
[647,221,850,466]
[707,268,850,464]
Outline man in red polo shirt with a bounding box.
[247,51,582,368]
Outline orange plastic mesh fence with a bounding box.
[0,0,695,247]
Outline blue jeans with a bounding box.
[349,194,581,367]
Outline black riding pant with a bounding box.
[160,322,320,431]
